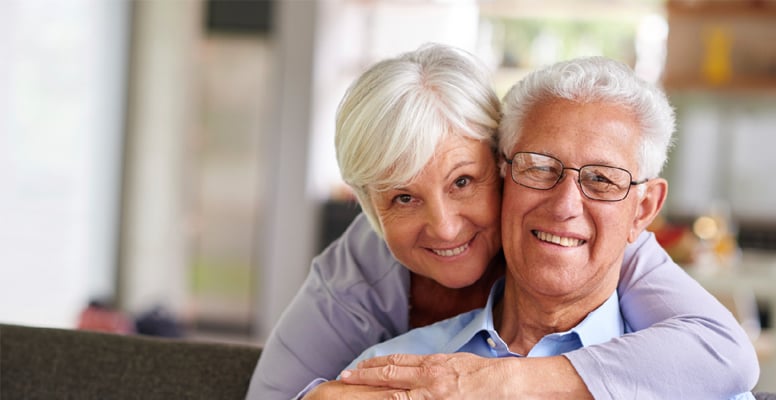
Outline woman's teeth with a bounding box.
[432,243,468,257]
[534,231,585,247]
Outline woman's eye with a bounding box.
[454,176,471,188]
[393,194,413,204]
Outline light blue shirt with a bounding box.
[345,278,625,366]
[343,278,754,400]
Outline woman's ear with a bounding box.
[628,178,668,243]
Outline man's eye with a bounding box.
[523,165,558,179]
[393,194,413,204]
[588,176,615,186]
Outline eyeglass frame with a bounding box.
[503,151,650,202]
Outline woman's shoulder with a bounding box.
[312,213,408,290]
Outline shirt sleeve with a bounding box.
[565,230,759,399]
[245,214,410,400]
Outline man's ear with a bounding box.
[628,178,668,243]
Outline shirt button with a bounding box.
[486,337,497,348]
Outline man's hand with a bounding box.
[302,380,408,400]
[339,353,592,400]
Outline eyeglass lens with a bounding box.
[510,152,633,201]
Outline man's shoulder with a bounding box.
[367,308,483,357]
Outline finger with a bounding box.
[331,385,409,400]
[341,364,423,388]
[357,353,425,369]
[350,388,408,400]
[388,390,415,400]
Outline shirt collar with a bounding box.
[442,277,624,353]
[572,289,624,347]
[441,278,503,353]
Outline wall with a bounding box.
[0,0,129,327]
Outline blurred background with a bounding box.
[1,0,776,390]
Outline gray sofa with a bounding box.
[0,323,261,400]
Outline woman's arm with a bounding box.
[245,214,411,400]
[341,231,759,398]
[565,230,759,398]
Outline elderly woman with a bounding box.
[247,44,758,400]
[330,55,756,400]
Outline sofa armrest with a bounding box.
[0,323,262,400]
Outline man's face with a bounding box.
[501,98,648,306]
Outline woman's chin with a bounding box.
[435,273,483,289]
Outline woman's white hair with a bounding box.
[336,43,501,237]
[499,56,675,181]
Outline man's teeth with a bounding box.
[535,231,584,247]
[432,243,468,257]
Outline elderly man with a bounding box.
[334,56,755,399]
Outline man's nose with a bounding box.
[546,171,585,220]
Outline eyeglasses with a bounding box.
[504,152,649,202]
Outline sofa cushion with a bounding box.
[0,323,262,400]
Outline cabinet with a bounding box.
[664,0,776,90]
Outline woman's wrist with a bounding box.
[503,356,592,399]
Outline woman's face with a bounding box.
[369,135,503,289]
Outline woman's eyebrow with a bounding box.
[444,160,476,181]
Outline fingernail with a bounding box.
[341,370,352,378]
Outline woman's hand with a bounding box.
[340,353,511,399]
[340,353,592,399]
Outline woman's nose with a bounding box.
[424,197,463,241]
